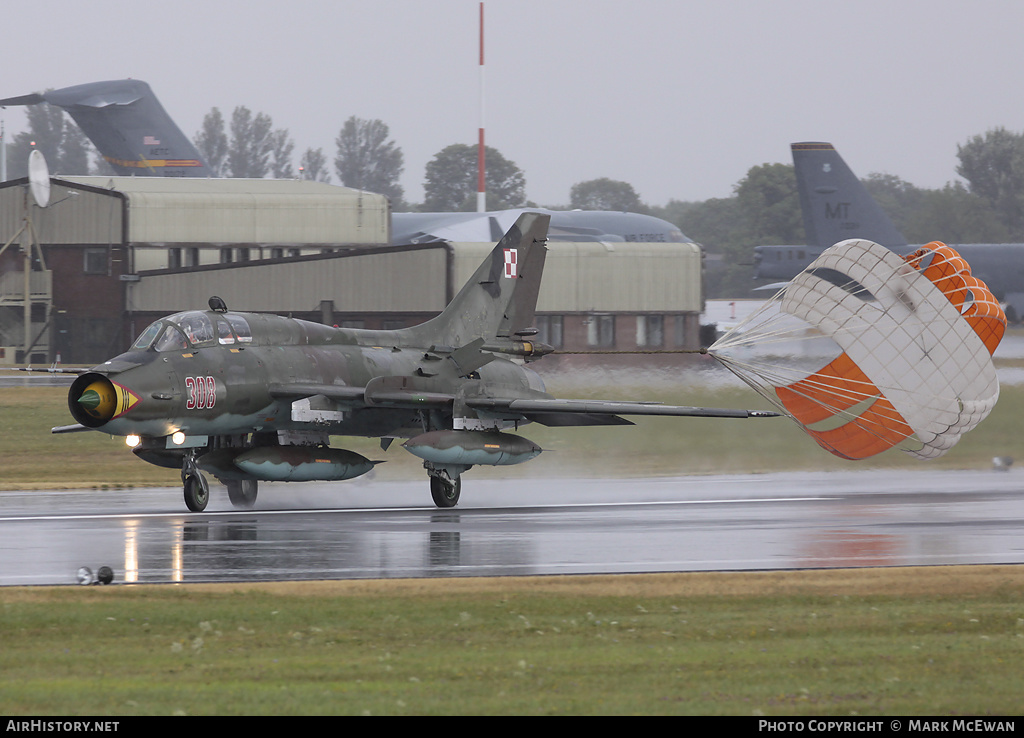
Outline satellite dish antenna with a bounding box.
[28,149,50,208]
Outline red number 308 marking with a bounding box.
[185,376,217,410]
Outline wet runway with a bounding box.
[2,468,1023,586]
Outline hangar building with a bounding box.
[0,176,704,366]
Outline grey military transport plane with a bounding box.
[754,142,1024,319]
[54,213,776,511]
[0,79,210,177]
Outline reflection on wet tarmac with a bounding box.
[3,470,1024,586]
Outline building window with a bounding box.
[535,315,563,348]
[636,315,664,347]
[84,249,108,275]
[675,317,685,348]
[587,314,615,348]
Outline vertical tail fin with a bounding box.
[407,212,549,347]
[1,79,211,177]
[792,142,907,249]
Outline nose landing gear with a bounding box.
[182,451,210,512]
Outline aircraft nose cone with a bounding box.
[77,389,102,410]
[69,374,138,426]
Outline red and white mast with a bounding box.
[476,2,486,212]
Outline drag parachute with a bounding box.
[709,240,1005,460]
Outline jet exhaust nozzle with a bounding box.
[402,430,541,467]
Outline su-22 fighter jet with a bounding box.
[55,213,776,511]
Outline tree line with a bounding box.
[193,106,540,213]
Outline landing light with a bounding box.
[125,434,141,448]
[171,431,186,445]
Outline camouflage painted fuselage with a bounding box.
[69,311,547,441]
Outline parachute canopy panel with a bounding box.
[710,240,1004,461]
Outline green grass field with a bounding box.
[2,369,1023,715]
[2,568,1024,716]
[2,565,1024,712]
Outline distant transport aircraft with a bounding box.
[754,142,1024,320]
[0,79,211,178]
[2,78,689,246]
[391,208,688,245]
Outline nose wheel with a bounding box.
[182,451,210,512]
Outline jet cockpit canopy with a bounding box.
[131,311,252,352]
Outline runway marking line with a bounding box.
[0,496,836,523]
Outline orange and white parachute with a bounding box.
[709,239,1005,460]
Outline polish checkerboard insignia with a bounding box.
[503,248,518,278]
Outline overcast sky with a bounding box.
[4,0,1024,207]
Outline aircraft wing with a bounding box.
[269,382,778,425]
[269,383,367,402]
[466,397,778,427]
[269,381,454,408]
[0,93,47,106]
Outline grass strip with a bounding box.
[2,567,1023,716]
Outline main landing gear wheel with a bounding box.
[183,473,210,512]
[430,475,461,508]
[227,479,258,509]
